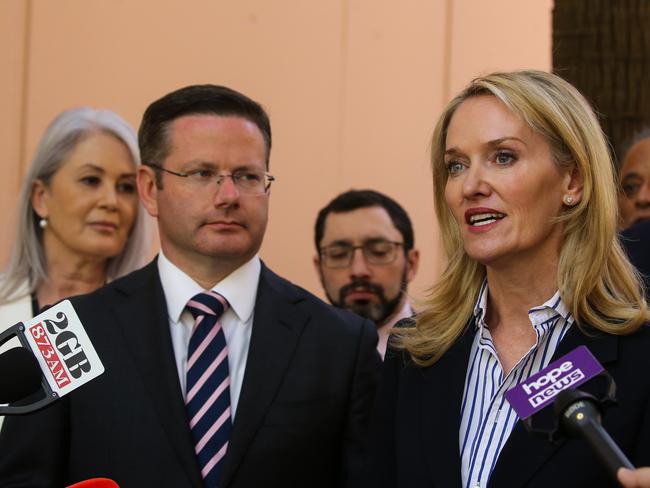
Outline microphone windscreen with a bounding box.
[0,347,42,403]
[66,478,120,488]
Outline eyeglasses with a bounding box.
[147,163,275,195]
[319,240,404,269]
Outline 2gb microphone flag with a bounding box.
[22,300,104,397]
[505,345,603,419]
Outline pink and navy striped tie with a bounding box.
[185,291,231,487]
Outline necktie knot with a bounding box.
[186,291,229,320]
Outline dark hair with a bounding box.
[138,84,272,186]
[314,189,415,252]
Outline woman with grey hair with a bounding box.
[0,107,151,330]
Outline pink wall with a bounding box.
[0,0,552,301]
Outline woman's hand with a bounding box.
[618,467,650,487]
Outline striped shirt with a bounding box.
[459,280,573,488]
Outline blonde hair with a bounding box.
[396,70,648,366]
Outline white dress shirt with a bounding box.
[157,251,260,420]
[459,280,573,488]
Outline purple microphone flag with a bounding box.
[505,346,604,419]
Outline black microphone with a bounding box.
[554,388,634,479]
[0,347,42,403]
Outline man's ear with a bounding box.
[313,254,323,277]
[137,166,160,218]
[405,248,420,282]
[31,180,49,218]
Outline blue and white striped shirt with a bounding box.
[459,280,573,488]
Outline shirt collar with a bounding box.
[382,299,415,330]
[471,279,573,333]
[157,251,261,324]
[527,289,573,330]
[472,279,489,329]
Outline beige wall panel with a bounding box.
[330,0,449,302]
[447,0,553,98]
[0,1,28,264]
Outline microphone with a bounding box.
[505,345,635,481]
[0,347,42,403]
[554,388,634,479]
[66,478,120,488]
[0,299,105,415]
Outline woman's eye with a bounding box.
[117,182,136,194]
[80,176,101,186]
[446,161,465,175]
[495,151,515,165]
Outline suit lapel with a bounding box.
[489,324,619,487]
[421,324,475,486]
[220,265,310,487]
[111,261,203,488]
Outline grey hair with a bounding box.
[0,107,152,303]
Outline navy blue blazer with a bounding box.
[365,319,650,487]
[0,259,381,488]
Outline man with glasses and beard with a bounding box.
[314,190,419,358]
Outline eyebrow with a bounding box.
[621,172,643,181]
[322,236,394,247]
[79,163,135,178]
[444,137,528,156]
[181,160,262,172]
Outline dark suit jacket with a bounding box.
[0,260,381,488]
[622,220,650,294]
[365,319,650,487]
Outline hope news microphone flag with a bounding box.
[505,345,634,481]
[0,299,104,415]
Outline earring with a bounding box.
[563,195,574,205]
[39,218,48,229]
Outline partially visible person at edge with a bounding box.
[314,189,419,358]
[621,219,650,296]
[0,107,151,358]
[364,70,650,488]
[618,128,650,230]
[618,129,650,296]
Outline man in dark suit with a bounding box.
[0,85,380,487]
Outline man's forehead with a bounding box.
[170,113,259,133]
[322,206,402,243]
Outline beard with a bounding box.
[326,268,408,326]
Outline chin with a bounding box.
[199,242,258,261]
[463,245,504,266]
